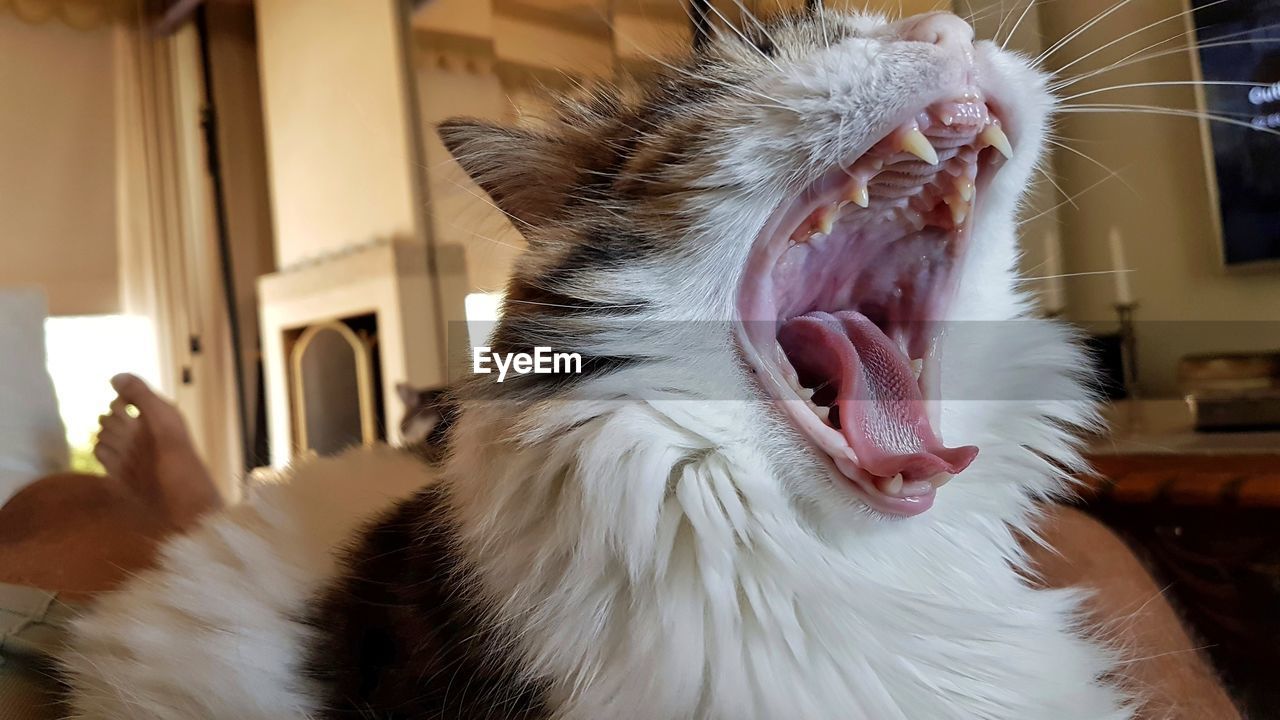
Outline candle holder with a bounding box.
[1114,302,1139,400]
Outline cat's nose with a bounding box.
[899,12,974,51]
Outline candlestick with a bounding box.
[1107,226,1134,305]
[1114,301,1139,400]
[1042,231,1066,316]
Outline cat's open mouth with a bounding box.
[737,92,1011,517]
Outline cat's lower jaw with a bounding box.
[736,91,1014,517]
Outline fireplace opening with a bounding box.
[284,313,385,457]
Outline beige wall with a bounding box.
[0,12,117,316]
[413,0,493,38]
[255,0,423,268]
[206,3,277,437]
[414,59,521,294]
[1039,0,1280,395]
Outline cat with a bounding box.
[395,382,454,462]
[61,10,1132,719]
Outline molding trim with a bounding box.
[411,27,496,61]
[492,0,611,40]
[494,59,581,93]
[0,0,129,30]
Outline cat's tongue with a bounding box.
[778,311,977,483]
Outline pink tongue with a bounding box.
[777,311,977,481]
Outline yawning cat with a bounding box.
[62,10,1131,719]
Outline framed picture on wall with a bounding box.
[1187,0,1280,269]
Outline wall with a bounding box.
[0,11,117,316]
[255,0,423,268]
[206,2,276,445]
[413,56,519,294]
[1038,0,1280,395]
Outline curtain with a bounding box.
[113,1,243,502]
[0,9,119,315]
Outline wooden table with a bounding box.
[1081,399,1280,505]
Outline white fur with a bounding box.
[62,448,431,719]
[62,13,1133,720]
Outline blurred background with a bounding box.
[1,0,1279,711]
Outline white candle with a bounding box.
[1042,232,1066,314]
[1108,226,1134,305]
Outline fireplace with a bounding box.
[257,239,455,467]
[285,313,385,457]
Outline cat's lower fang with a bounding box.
[846,180,870,208]
[944,195,969,225]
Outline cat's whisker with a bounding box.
[1060,80,1270,103]
[963,0,1010,26]
[1033,165,1076,209]
[1018,269,1136,282]
[1042,138,1137,194]
[1053,36,1280,92]
[699,0,785,72]
[991,0,1017,44]
[1048,0,1230,80]
[611,39,797,113]
[504,298,647,311]
[442,175,542,231]
[963,0,1058,30]
[1000,0,1038,50]
[1059,103,1280,136]
[1036,0,1139,66]
[726,0,780,52]
[1021,172,1118,223]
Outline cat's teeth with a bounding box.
[845,179,870,208]
[944,195,969,225]
[910,358,924,380]
[955,176,974,202]
[814,405,831,421]
[900,479,935,497]
[900,207,925,232]
[797,386,814,400]
[928,472,954,488]
[816,206,837,235]
[877,473,905,495]
[979,124,1013,159]
[900,126,939,165]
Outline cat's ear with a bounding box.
[437,118,575,229]
[395,382,418,409]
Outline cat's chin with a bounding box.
[736,90,1012,517]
